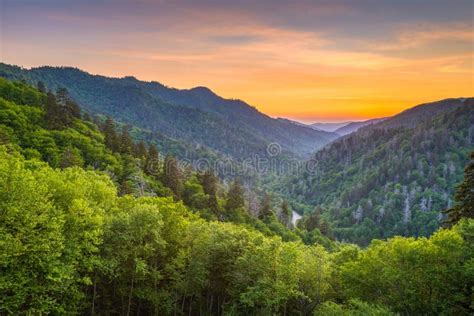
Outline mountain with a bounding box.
[276,117,312,128]
[0,63,338,160]
[310,121,350,132]
[1,75,471,316]
[333,118,385,135]
[281,98,474,244]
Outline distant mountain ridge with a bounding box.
[333,118,385,135]
[281,118,387,136]
[310,121,351,132]
[0,63,338,160]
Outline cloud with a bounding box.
[370,22,473,51]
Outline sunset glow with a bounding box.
[1,0,472,122]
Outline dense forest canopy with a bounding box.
[0,76,473,315]
[276,98,474,244]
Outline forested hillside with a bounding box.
[0,63,338,160]
[282,98,474,244]
[0,77,472,316]
[0,77,306,242]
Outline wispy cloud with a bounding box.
[1,0,472,121]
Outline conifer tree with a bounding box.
[65,99,81,119]
[37,81,46,93]
[145,144,160,176]
[280,200,291,227]
[199,170,219,213]
[161,155,183,199]
[258,192,273,220]
[444,151,474,226]
[119,125,134,155]
[134,141,147,159]
[44,91,63,129]
[225,179,245,212]
[102,117,119,152]
[304,206,322,231]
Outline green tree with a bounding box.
[258,192,273,220]
[444,151,474,227]
[102,117,119,152]
[134,140,147,159]
[225,179,245,212]
[199,170,219,214]
[280,200,291,227]
[161,155,183,199]
[144,144,160,176]
[119,125,134,155]
[36,81,46,93]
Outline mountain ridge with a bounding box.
[280,97,473,244]
[0,63,339,160]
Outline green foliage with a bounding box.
[284,100,474,244]
[0,145,472,315]
[444,151,474,227]
[0,70,472,315]
[315,299,396,316]
[340,222,473,315]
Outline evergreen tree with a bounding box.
[444,151,474,227]
[161,155,183,199]
[225,179,245,212]
[36,81,46,93]
[55,87,69,106]
[258,192,273,220]
[119,125,134,155]
[199,170,219,214]
[65,99,81,119]
[145,144,160,176]
[102,117,119,152]
[134,140,147,159]
[44,91,62,129]
[304,206,322,231]
[280,200,291,227]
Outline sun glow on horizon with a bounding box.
[1,1,472,122]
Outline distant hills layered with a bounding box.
[279,117,386,136]
[281,98,474,244]
[332,118,385,135]
[310,121,350,132]
[0,63,338,161]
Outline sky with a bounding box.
[1,0,473,123]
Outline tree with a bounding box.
[37,81,46,93]
[119,125,134,155]
[444,151,474,227]
[59,147,84,168]
[280,200,291,227]
[102,117,119,152]
[44,91,63,129]
[225,179,245,212]
[134,140,147,159]
[258,193,273,220]
[161,155,183,199]
[199,170,219,214]
[144,144,160,176]
[304,206,322,231]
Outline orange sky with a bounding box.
[1,1,473,122]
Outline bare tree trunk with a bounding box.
[209,295,213,313]
[127,273,135,316]
[91,273,97,315]
[188,294,194,316]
